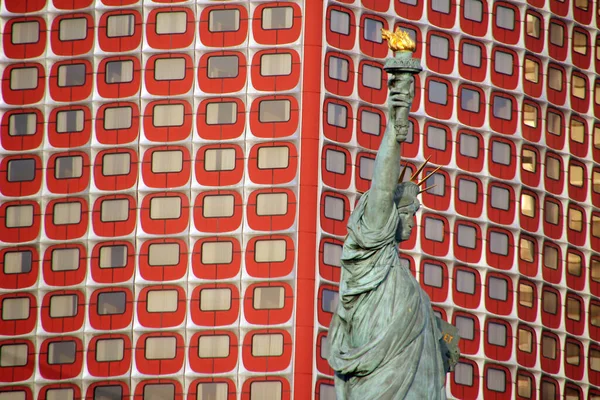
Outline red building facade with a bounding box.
[0,0,599,399]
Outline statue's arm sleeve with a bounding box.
[363,108,402,230]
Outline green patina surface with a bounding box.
[328,51,460,400]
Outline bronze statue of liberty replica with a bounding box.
[327,28,460,399]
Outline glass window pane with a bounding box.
[145,337,176,359]
[97,292,126,315]
[362,65,381,89]
[58,64,86,87]
[59,18,87,41]
[48,341,76,364]
[198,335,230,358]
[107,14,134,38]
[429,81,448,105]
[488,276,507,300]
[496,6,515,29]
[330,10,350,35]
[96,338,124,362]
[261,53,292,76]
[251,333,283,356]
[201,241,233,264]
[208,56,238,78]
[255,239,286,262]
[209,9,240,32]
[363,18,383,43]
[324,196,344,220]
[203,195,234,218]
[9,113,36,136]
[53,202,82,225]
[12,21,39,44]
[11,67,38,90]
[102,153,131,176]
[206,102,237,125]
[156,12,187,34]
[99,245,127,269]
[430,35,449,59]
[106,60,133,84]
[253,287,284,309]
[155,58,185,81]
[259,100,290,122]
[329,56,349,81]
[262,7,294,30]
[200,288,231,311]
[104,106,132,130]
[1,297,30,320]
[149,197,181,219]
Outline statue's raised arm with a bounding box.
[363,29,424,230]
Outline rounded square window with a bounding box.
[95,338,124,362]
[429,81,448,105]
[107,15,135,38]
[253,287,284,309]
[105,61,134,84]
[362,65,382,89]
[328,56,349,81]
[53,202,82,225]
[10,67,38,90]
[155,58,186,81]
[8,112,37,136]
[104,106,132,130]
[259,100,291,123]
[149,197,181,220]
[3,250,32,274]
[199,335,230,358]
[260,53,292,76]
[57,64,86,88]
[0,343,28,367]
[489,231,509,255]
[262,7,294,30]
[429,35,449,59]
[256,193,288,216]
[7,159,35,182]
[147,290,178,313]
[5,205,34,228]
[363,18,383,43]
[462,43,481,67]
[330,10,350,35]
[496,6,515,30]
[251,333,284,357]
[201,241,233,264]
[423,263,443,287]
[494,51,513,75]
[488,276,508,300]
[97,291,126,315]
[2,297,30,320]
[156,12,187,35]
[102,153,131,176]
[203,195,234,218]
[99,245,127,269]
[59,18,87,41]
[208,56,239,79]
[151,150,183,173]
[200,288,232,311]
[48,341,76,364]
[12,21,40,44]
[209,9,240,32]
[145,337,176,359]
[51,247,79,271]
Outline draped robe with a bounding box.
[328,191,447,400]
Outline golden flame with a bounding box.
[381,27,416,52]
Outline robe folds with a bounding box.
[328,191,447,400]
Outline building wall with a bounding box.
[1,0,600,399]
[0,0,306,399]
[315,0,600,399]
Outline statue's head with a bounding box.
[393,181,420,242]
[393,158,440,242]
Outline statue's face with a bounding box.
[395,200,420,242]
